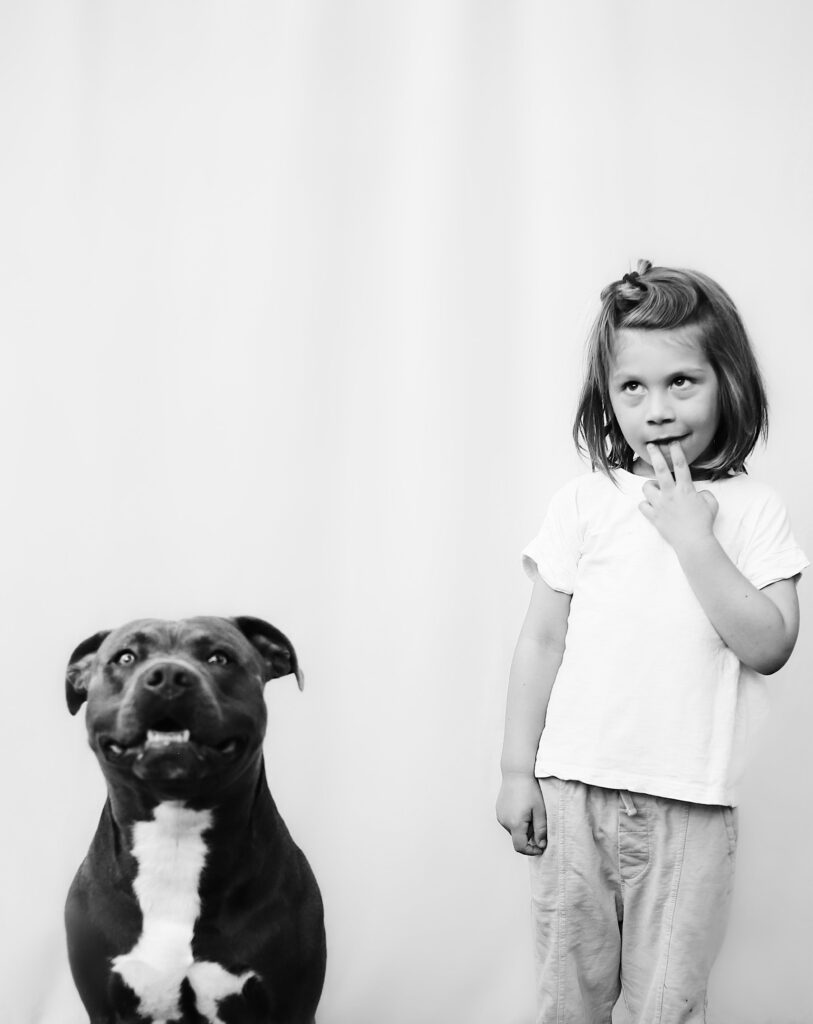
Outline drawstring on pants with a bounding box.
[619,790,638,817]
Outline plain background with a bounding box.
[2,3,812,1022]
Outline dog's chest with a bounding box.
[113,801,255,1024]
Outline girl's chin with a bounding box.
[632,447,683,475]
[631,459,656,477]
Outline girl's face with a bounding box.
[608,326,720,478]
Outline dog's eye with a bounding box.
[114,650,136,666]
[207,651,229,666]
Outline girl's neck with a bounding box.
[630,458,716,482]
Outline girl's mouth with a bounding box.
[648,434,687,446]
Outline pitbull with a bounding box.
[65,616,326,1024]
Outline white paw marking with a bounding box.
[188,960,257,1020]
[112,801,258,1023]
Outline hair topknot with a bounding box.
[573,259,769,479]
[610,258,653,307]
[604,259,706,328]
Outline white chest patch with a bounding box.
[112,801,257,1024]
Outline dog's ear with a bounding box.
[232,617,304,690]
[66,631,110,715]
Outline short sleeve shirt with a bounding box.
[522,469,808,805]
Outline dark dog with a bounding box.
[65,616,326,1024]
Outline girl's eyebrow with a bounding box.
[610,364,708,383]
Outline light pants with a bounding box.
[529,778,738,1024]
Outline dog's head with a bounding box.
[66,616,303,798]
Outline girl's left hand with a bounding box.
[639,440,718,552]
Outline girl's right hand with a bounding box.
[496,773,548,856]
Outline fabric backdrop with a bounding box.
[2,3,811,1022]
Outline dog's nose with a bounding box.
[143,663,194,698]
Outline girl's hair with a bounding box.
[573,259,769,479]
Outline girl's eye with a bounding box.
[115,651,136,666]
[672,376,691,388]
[622,382,640,393]
[208,651,229,666]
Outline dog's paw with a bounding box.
[215,975,271,1023]
[107,969,153,1023]
[110,956,189,1023]
[186,961,267,1023]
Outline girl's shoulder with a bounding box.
[704,473,788,513]
[543,470,607,508]
[554,467,645,501]
[541,468,638,524]
[709,475,808,584]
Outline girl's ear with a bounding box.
[232,616,304,690]
[65,630,110,715]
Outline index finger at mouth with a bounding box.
[646,443,674,485]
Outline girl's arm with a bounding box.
[641,441,801,675]
[675,548,799,674]
[497,581,571,855]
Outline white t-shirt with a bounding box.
[522,468,808,806]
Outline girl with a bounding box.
[496,261,808,1024]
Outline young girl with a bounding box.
[497,261,808,1024]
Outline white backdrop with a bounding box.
[2,3,812,1023]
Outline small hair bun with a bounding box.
[599,259,654,305]
[615,261,650,304]
[621,260,653,289]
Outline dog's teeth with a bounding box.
[146,730,191,745]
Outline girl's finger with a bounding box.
[511,823,540,855]
[638,500,655,521]
[668,439,694,486]
[699,489,719,516]
[532,808,547,848]
[646,443,674,488]
[641,479,660,503]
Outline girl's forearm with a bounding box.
[500,636,564,776]
[676,535,796,674]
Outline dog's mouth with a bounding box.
[100,718,244,763]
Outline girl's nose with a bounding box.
[645,391,675,423]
